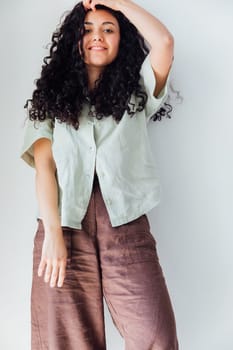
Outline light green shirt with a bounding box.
[21,54,171,229]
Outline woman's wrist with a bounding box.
[42,220,63,237]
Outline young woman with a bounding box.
[21,1,178,349]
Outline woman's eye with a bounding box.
[104,29,113,33]
[84,28,113,34]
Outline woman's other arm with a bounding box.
[34,138,67,288]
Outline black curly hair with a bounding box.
[24,2,172,129]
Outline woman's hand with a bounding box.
[38,228,68,288]
[82,0,122,12]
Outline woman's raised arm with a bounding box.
[82,0,174,97]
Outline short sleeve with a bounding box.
[139,54,172,121]
[20,118,53,167]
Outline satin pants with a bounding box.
[31,174,179,350]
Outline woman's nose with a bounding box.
[92,32,103,42]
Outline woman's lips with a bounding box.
[88,46,107,51]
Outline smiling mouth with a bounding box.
[89,46,107,51]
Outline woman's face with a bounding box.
[81,9,120,71]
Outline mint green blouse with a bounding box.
[21,54,171,229]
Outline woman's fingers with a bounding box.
[50,262,59,288]
[38,232,68,287]
[82,0,93,10]
[57,261,67,288]
[82,0,104,12]
[44,262,52,283]
[38,258,46,277]
[38,258,67,288]
[82,1,120,12]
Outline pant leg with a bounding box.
[93,177,179,350]
[31,202,106,349]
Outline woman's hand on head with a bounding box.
[82,0,122,12]
[38,228,68,288]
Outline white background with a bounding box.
[0,0,233,349]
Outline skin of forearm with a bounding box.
[117,0,174,48]
[35,169,62,236]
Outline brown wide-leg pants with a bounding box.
[31,174,179,350]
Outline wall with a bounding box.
[0,0,232,349]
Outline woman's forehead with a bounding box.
[84,9,119,27]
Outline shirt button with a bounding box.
[107,199,112,205]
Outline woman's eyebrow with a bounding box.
[84,21,116,26]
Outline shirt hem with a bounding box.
[51,199,161,230]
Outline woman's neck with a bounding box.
[87,66,104,90]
